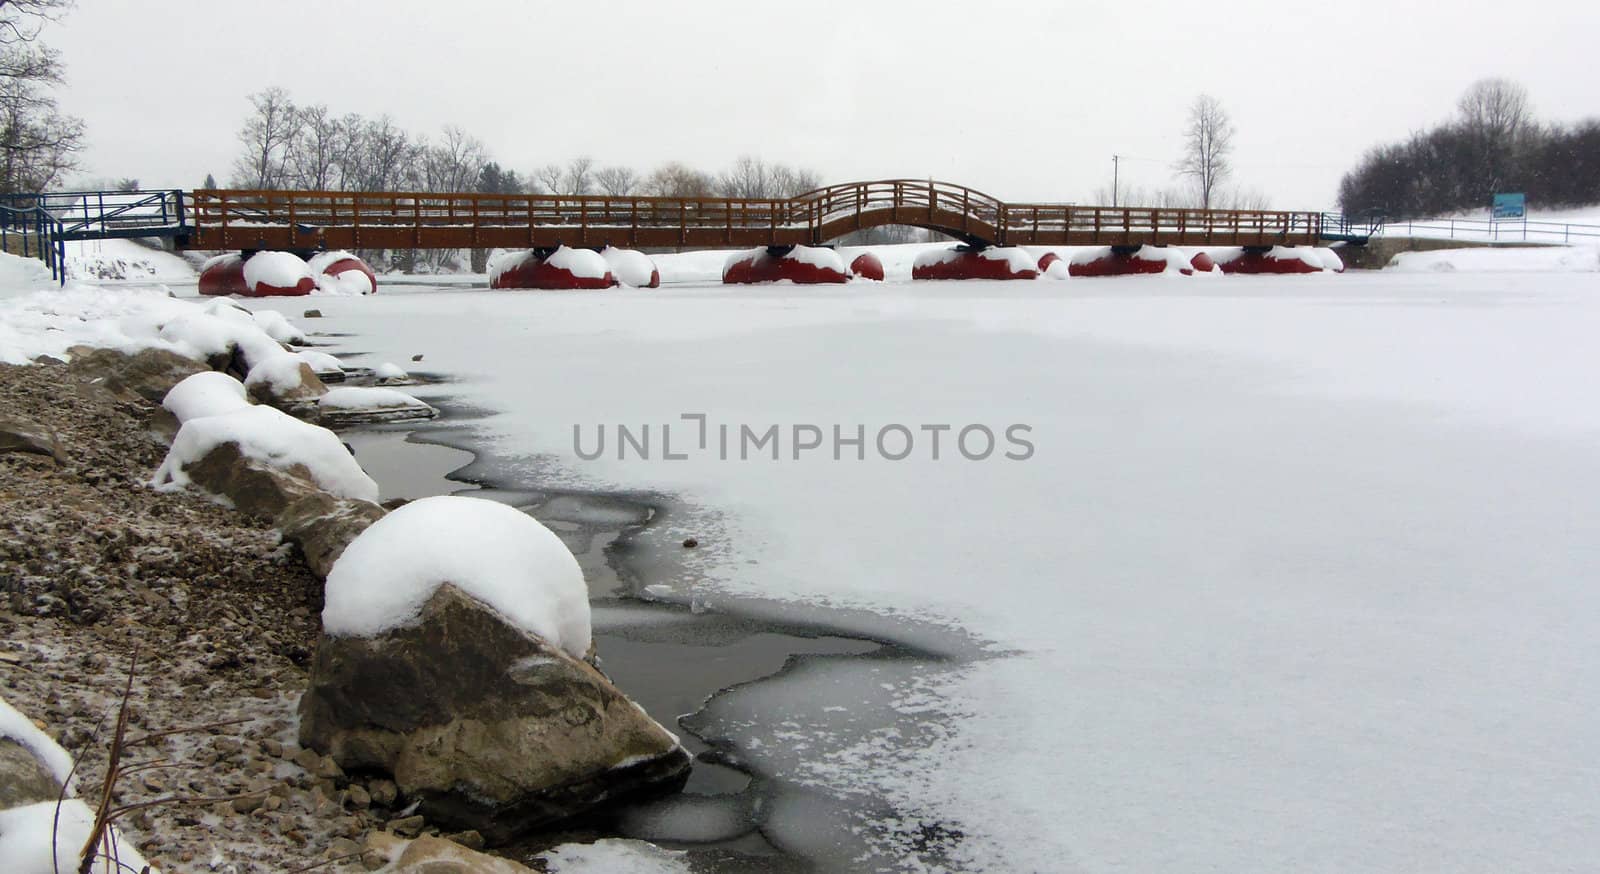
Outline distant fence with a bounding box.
[1380,216,1600,245]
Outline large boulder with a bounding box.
[65,346,209,404]
[276,491,387,579]
[0,417,66,465]
[244,354,329,416]
[177,441,326,519]
[299,584,692,843]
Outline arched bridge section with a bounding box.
[183,179,1324,252]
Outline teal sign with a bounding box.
[1492,193,1526,220]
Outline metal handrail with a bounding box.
[0,202,65,283]
[1381,215,1600,244]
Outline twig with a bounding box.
[78,645,139,874]
[123,716,252,749]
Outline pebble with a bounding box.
[388,815,426,838]
[231,795,265,814]
[346,784,371,809]
[367,779,398,807]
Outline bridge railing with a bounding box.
[788,179,1319,243]
[0,201,64,280]
[999,204,1321,238]
[192,189,799,237]
[0,189,187,238]
[189,184,1325,249]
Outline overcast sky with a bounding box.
[48,0,1600,208]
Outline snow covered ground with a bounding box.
[62,238,194,282]
[1378,206,1600,246]
[228,258,1600,872]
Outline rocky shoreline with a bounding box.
[0,353,690,871]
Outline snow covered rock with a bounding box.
[912,247,1039,280]
[161,371,252,423]
[0,739,61,809]
[295,349,346,382]
[301,584,692,843]
[252,309,306,345]
[245,352,329,414]
[849,252,886,281]
[722,245,849,284]
[300,496,691,842]
[64,346,208,405]
[242,251,317,297]
[600,246,660,288]
[153,405,380,512]
[316,386,437,427]
[491,246,616,290]
[373,362,409,385]
[0,799,156,874]
[0,697,73,808]
[198,253,248,296]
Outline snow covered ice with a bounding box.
[242,253,1600,873]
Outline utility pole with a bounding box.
[1112,155,1120,207]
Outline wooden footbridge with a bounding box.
[4,180,1359,285]
[182,179,1331,252]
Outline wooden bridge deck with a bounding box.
[185,180,1324,252]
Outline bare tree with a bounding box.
[563,156,594,195]
[1457,77,1530,143]
[717,156,822,199]
[0,0,79,192]
[1175,94,1234,209]
[0,72,80,191]
[230,87,299,189]
[641,162,715,198]
[342,115,415,192]
[594,164,637,196]
[0,0,72,47]
[771,164,821,198]
[718,155,771,198]
[532,162,565,195]
[420,125,487,193]
[288,103,345,190]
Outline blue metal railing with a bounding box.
[0,189,189,284]
[0,202,65,282]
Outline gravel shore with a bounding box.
[0,360,440,871]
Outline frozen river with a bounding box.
[245,270,1600,872]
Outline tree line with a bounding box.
[1338,78,1600,219]
[226,87,822,201]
